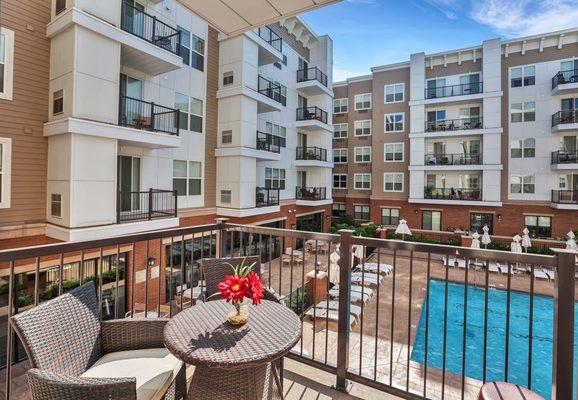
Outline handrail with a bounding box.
[255,187,280,207]
[425,82,483,99]
[424,187,482,201]
[552,69,578,89]
[552,110,578,126]
[551,189,578,204]
[425,117,483,132]
[296,186,327,201]
[297,67,328,87]
[296,146,327,161]
[551,150,578,164]
[117,189,177,223]
[257,26,282,52]
[256,131,281,153]
[118,95,180,135]
[296,106,328,124]
[257,75,284,105]
[424,153,482,165]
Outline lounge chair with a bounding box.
[329,285,372,304]
[488,262,500,273]
[355,262,393,275]
[351,273,382,286]
[543,268,555,280]
[304,308,356,330]
[312,300,363,320]
[497,263,515,275]
[533,269,549,280]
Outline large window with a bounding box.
[354,147,371,163]
[0,137,11,208]
[510,65,535,87]
[332,203,346,217]
[333,98,348,114]
[333,174,347,189]
[0,27,14,100]
[525,215,552,238]
[265,168,285,189]
[51,194,62,218]
[510,175,535,194]
[384,143,403,162]
[354,120,372,136]
[175,93,203,132]
[178,27,204,71]
[422,210,441,231]
[385,113,404,132]
[381,208,400,226]
[266,122,287,147]
[333,123,348,139]
[354,93,371,110]
[384,83,404,103]
[354,205,370,221]
[173,160,202,196]
[510,138,535,158]
[383,173,403,192]
[470,213,493,234]
[354,173,371,190]
[511,102,535,123]
[333,149,347,163]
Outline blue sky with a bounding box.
[302,0,578,81]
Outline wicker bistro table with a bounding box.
[164,300,301,400]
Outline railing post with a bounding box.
[216,218,229,258]
[551,249,576,400]
[334,229,354,393]
[152,15,157,43]
[148,188,153,220]
[150,102,156,131]
[116,190,121,224]
[173,190,178,217]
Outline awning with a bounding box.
[175,0,340,37]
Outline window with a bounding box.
[333,174,347,189]
[470,213,493,234]
[0,27,14,100]
[333,98,348,114]
[177,27,190,65]
[190,35,205,71]
[354,205,370,221]
[53,90,64,115]
[354,173,371,190]
[385,113,404,132]
[525,215,552,238]
[384,143,404,162]
[384,83,404,103]
[51,194,62,218]
[355,93,371,110]
[333,123,348,139]
[266,122,287,147]
[55,0,66,15]
[383,173,403,192]
[510,65,535,87]
[422,211,441,231]
[354,147,371,163]
[222,130,232,144]
[510,175,535,194]
[511,102,535,123]
[510,138,535,158]
[381,208,400,226]
[223,71,234,86]
[190,98,203,132]
[173,160,202,196]
[175,93,203,132]
[333,149,347,163]
[354,120,371,136]
[220,190,231,204]
[265,168,285,189]
[332,203,346,217]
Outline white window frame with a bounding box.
[333,174,347,189]
[354,173,371,190]
[384,83,404,104]
[173,160,203,196]
[354,93,372,110]
[510,174,535,194]
[384,113,404,132]
[0,27,15,101]
[333,123,348,139]
[384,142,404,162]
[265,167,286,190]
[333,148,348,164]
[354,119,372,136]
[510,102,535,123]
[354,146,371,163]
[510,138,535,158]
[510,65,535,88]
[0,137,12,208]
[333,98,348,114]
[383,173,404,192]
[354,204,370,221]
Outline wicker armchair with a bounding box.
[10,282,186,400]
[198,256,281,303]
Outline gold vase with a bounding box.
[227,300,249,326]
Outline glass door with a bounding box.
[120,74,144,128]
[297,171,307,188]
[124,0,145,37]
[118,156,141,212]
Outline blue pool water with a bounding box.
[411,280,578,400]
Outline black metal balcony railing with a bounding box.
[121,1,180,55]
[119,95,180,135]
[551,150,578,164]
[425,82,483,99]
[256,187,280,207]
[296,146,327,161]
[117,189,177,223]
[552,189,578,204]
[257,75,284,105]
[425,117,483,132]
[296,67,328,87]
[256,131,281,153]
[296,106,328,124]
[257,26,282,52]
[296,186,327,201]
[552,110,578,126]
[425,187,482,201]
[552,69,578,89]
[425,153,482,165]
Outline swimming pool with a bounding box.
[411,279,578,400]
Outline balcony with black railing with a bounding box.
[297,67,328,89]
[425,186,482,201]
[257,26,282,52]
[296,106,328,124]
[295,146,328,162]
[257,75,285,105]
[551,150,578,165]
[552,69,578,90]
[552,110,578,127]
[425,82,483,100]
[425,117,483,132]
[425,153,482,166]
[552,189,578,205]
[256,187,280,207]
[119,95,179,136]
[296,186,327,201]
[117,189,177,223]
[256,131,281,153]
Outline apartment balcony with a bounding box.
[551,69,578,95]
[551,150,578,170]
[412,82,493,107]
[423,153,483,170]
[424,187,482,201]
[295,146,333,168]
[551,189,578,209]
[296,186,330,206]
[247,26,283,66]
[295,106,332,133]
[117,189,177,223]
[256,130,281,156]
[254,75,285,113]
[256,187,280,207]
[296,67,332,96]
[552,110,578,132]
[411,117,501,139]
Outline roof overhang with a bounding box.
[175,0,340,37]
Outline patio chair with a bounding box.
[10,282,186,400]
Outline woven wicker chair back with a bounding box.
[201,256,261,298]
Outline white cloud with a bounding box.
[470,0,578,37]
[423,0,461,19]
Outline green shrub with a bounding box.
[0,281,24,296]
[16,294,33,308]
[40,279,81,301]
[284,289,309,315]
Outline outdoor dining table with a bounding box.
[164,299,301,399]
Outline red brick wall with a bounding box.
[125,239,166,313]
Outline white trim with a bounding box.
[384,82,405,104]
[353,146,372,163]
[384,112,405,133]
[0,137,12,208]
[383,172,404,192]
[333,123,348,139]
[218,205,281,218]
[332,148,348,164]
[333,98,348,114]
[354,93,372,110]
[353,173,371,190]
[384,142,404,162]
[0,27,15,101]
[354,119,372,136]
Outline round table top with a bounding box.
[164,300,301,369]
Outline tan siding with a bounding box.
[203,27,219,208]
[0,0,50,228]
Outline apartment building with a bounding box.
[0,0,334,246]
[333,29,578,238]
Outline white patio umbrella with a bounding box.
[481,225,491,249]
[511,234,523,254]
[521,228,532,252]
[565,231,578,251]
[352,244,365,267]
[471,232,481,249]
[329,250,341,285]
[395,219,412,240]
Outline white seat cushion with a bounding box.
[81,348,182,400]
